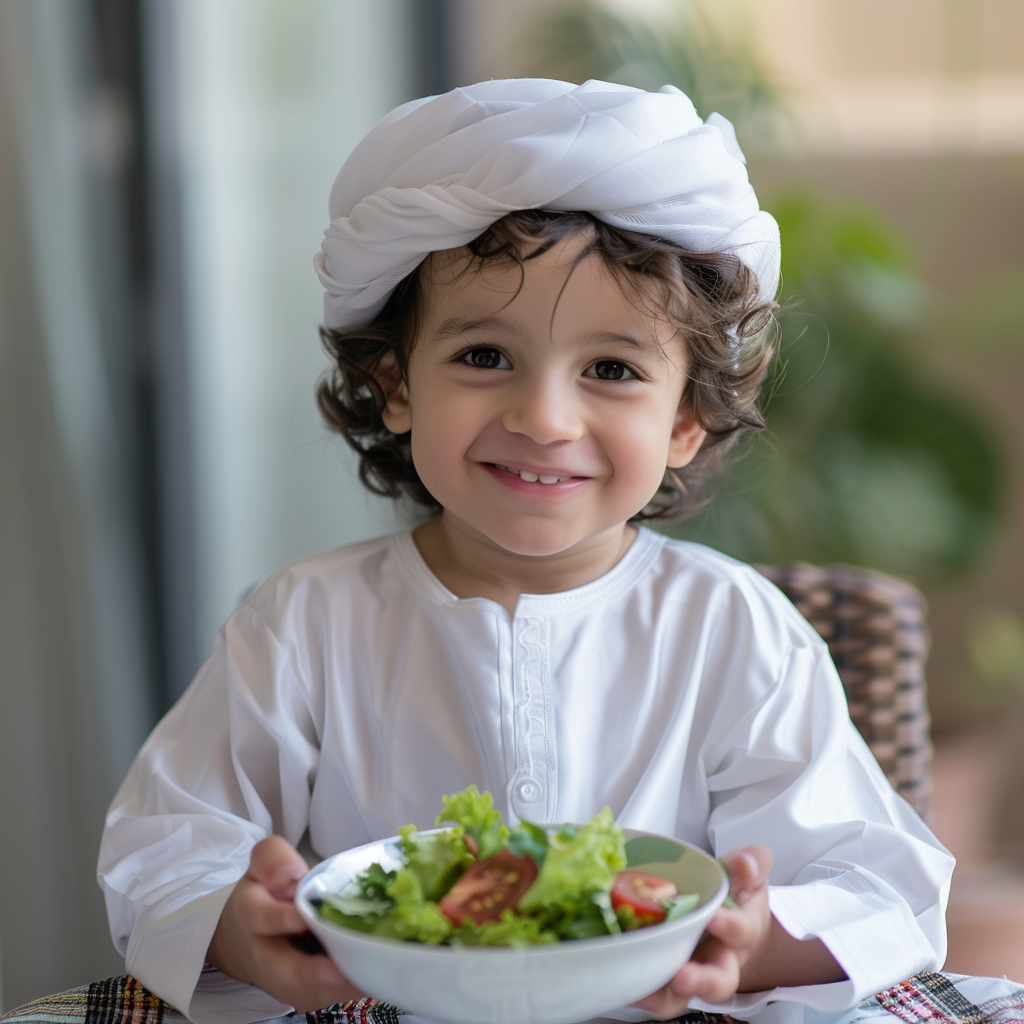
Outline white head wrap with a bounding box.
[315,78,780,331]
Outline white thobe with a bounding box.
[97,528,953,1024]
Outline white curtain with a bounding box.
[0,0,414,1008]
[174,0,413,657]
[0,0,155,1006]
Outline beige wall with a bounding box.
[456,0,1024,153]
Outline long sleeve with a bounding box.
[97,601,322,1023]
[690,641,953,1017]
[96,531,954,1024]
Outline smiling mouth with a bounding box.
[491,463,578,485]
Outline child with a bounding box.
[98,80,953,1024]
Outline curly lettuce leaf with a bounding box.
[451,908,559,948]
[397,823,474,902]
[526,889,622,940]
[368,868,453,945]
[518,807,626,917]
[590,888,621,934]
[316,892,391,934]
[551,898,611,939]
[507,819,549,866]
[352,861,397,901]
[435,785,509,860]
[320,794,643,946]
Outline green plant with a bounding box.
[524,1,786,148]
[670,191,1002,583]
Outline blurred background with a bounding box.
[0,0,1021,1009]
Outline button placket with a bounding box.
[508,615,556,821]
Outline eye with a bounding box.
[588,360,637,381]
[461,347,510,370]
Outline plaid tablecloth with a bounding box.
[3,973,1024,1024]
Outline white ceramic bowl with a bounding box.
[296,826,728,1024]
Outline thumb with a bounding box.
[722,844,772,897]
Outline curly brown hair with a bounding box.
[317,209,777,522]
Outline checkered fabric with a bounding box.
[4,972,1024,1024]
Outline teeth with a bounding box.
[494,464,569,484]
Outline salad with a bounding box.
[313,786,700,947]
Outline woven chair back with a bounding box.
[757,563,932,821]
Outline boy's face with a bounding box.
[382,232,706,560]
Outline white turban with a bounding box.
[315,78,780,331]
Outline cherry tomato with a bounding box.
[439,849,539,926]
[610,870,678,925]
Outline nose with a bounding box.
[500,374,585,445]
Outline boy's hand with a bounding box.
[633,845,773,1019]
[633,844,844,1020]
[206,835,364,1012]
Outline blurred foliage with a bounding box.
[525,2,786,148]
[926,263,1024,352]
[963,607,1024,708]
[670,192,1002,582]
[525,0,1004,582]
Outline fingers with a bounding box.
[209,873,364,1009]
[704,903,762,950]
[630,986,690,1021]
[632,936,741,1017]
[634,843,777,1017]
[673,937,742,1003]
[247,835,310,900]
[207,836,362,1008]
[234,874,308,937]
[251,936,363,1012]
[721,844,772,898]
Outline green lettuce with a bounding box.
[452,909,558,948]
[352,861,396,901]
[369,868,454,945]
[507,819,549,866]
[317,892,391,934]
[398,823,474,902]
[664,892,700,921]
[319,789,693,947]
[520,806,622,929]
[435,785,509,860]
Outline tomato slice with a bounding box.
[610,870,678,925]
[439,849,539,926]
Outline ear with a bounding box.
[666,400,707,469]
[378,353,412,435]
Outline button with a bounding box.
[515,779,542,803]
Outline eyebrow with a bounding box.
[432,315,666,355]
[433,314,527,340]
[589,331,666,356]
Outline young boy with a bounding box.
[98,80,953,1024]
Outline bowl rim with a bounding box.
[295,825,729,957]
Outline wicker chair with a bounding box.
[757,563,932,821]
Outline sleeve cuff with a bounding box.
[769,873,941,1001]
[691,874,942,1017]
[123,883,292,1024]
